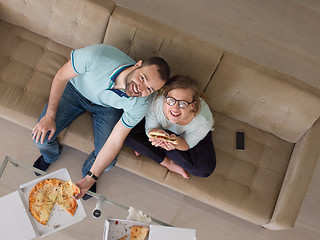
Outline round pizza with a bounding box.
[29,179,80,225]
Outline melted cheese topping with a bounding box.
[29,179,79,225]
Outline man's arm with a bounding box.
[75,120,132,199]
[32,60,78,144]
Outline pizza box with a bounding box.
[103,219,196,240]
[0,191,38,239]
[0,168,86,239]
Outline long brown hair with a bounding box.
[160,75,203,115]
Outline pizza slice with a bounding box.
[56,180,80,201]
[130,226,149,240]
[29,200,55,225]
[118,235,128,240]
[43,179,63,202]
[63,180,80,197]
[56,197,78,216]
[56,180,79,215]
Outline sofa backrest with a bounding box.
[205,52,320,143]
[0,0,115,49]
[103,6,223,91]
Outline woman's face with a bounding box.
[163,88,195,125]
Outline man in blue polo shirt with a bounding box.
[32,44,170,199]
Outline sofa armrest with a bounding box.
[263,117,320,230]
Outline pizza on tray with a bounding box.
[130,226,149,240]
[117,225,149,240]
[28,178,80,225]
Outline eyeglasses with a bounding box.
[165,96,194,109]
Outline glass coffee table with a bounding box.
[0,156,171,239]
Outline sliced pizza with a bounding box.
[29,178,79,225]
[130,226,149,240]
[118,235,128,240]
[56,197,78,216]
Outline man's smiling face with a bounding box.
[125,62,165,97]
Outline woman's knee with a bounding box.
[190,154,216,178]
[197,163,216,177]
[190,165,215,177]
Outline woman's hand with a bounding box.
[75,176,96,199]
[148,129,178,151]
[160,140,177,151]
[148,128,166,147]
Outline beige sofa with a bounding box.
[1,0,319,230]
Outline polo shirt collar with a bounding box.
[109,64,134,82]
[108,64,134,99]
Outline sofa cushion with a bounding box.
[117,145,169,183]
[205,52,320,143]
[0,21,71,129]
[0,0,115,49]
[61,112,94,154]
[164,112,294,224]
[103,6,223,92]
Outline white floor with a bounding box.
[0,116,319,240]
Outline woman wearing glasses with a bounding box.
[125,75,216,178]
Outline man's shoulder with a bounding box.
[77,44,134,63]
[128,94,153,108]
[97,45,134,62]
[83,44,118,53]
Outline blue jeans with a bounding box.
[34,82,123,177]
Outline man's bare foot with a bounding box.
[160,157,189,179]
[134,151,141,157]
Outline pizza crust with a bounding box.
[118,235,128,240]
[130,226,149,240]
[29,179,79,225]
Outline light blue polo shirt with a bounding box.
[69,44,152,128]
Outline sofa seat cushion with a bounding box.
[117,145,170,183]
[104,6,223,92]
[206,52,320,143]
[0,21,71,129]
[61,112,95,154]
[0,0,115,50]
[164,112,294,224]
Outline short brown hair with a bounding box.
[160,75,203,114]
[140,57,170,82]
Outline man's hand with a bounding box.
[75,176,96,200]
[32,115,56,144]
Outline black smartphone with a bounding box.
[235,131,245,150]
